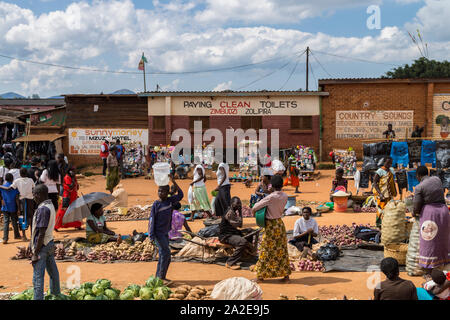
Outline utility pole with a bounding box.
[306,46,310,92]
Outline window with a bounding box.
[153,116,165,130]
[291,116,312,130]
[189,116,210,130]
[241,117,262,130]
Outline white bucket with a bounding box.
[153,162,170,186]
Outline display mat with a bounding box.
[323,247,405,272]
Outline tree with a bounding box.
[384,57,450,79]
[31,94,40,99]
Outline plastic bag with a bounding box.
[271,160,285,173]
[211,277,263,300]
[316,243,340,261]
[110,185,128,208]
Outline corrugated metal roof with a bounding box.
[0,99,65,106]
[13,133,66,143]
[318,78,450,84]
[139,90,329,97]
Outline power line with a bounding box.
[310,50,333,78]
[237,50,306,90]
[309,61,317,91]
[279,57,301,90]
[312,50,400,67]
[0,51,305,76]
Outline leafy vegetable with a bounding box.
[83,295,96,300]
[95,294,109,300]
[96,279,112,289]
[11,293,27,300]
[139,287,154,300]
[119,290,135,300]
[92,284,105,296]
[125,285,141,298]
[80,282,94,290]
[153,287,171,300]
[104,289,119,300]
[145,276,163,289]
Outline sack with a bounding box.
[198,225,220,238]
[211,277,263,300]
[110,186,128,208]
[381,200,406,245]
[316,243,340,261]
[406,218,422,276]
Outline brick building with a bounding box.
[318,78,450,160]
[140,91,328,159]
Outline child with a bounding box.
[0,168,35,240]
[421,269,450,300]
[0,173,20,244]
[330,167,349,201]
[149,175,183,283]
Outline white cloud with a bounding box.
[1,0,450,96]
[161,79,180,91]
[213,81,233,91]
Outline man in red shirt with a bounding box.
[100,140,109,177]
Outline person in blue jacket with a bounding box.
[0,173,20,244]
[149,174,183,284]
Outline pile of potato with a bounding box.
[55,244,66,260]
[168,285,212,300]
[87,239,156,263]
[13,247,32,260]
[106,206,152,222]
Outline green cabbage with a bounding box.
[23,289,34,300]
[96,279,111,289]
[104,289,119,300]
[92,284,105,296]
[145,276,163,289]
[80,282,94,290]
[83,295,96,300]
[153,287,170,300]
[125,285,141,298]
[57,293,71,300]
[76,289,87,300]
[10,293,27,300]
[139,287,153,300]
[119,290,135,300]
[95,294,109,300]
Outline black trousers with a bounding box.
[102,158,107,176]
[48,193,59,212]
[222,235,252,266]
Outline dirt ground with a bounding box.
[0,168,424,300]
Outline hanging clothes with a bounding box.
[421,140,436,168]
[390,142,409,168]
[407,170,420,192]
[396,170,408,192]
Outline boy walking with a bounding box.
[0,173,20,244]
[1,168,36,240]
[149,175,183,283]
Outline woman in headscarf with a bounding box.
[373,157,398,228]
[214,162,231,217]
[413,166,450,272]
[251,175,291,283]
[106,146,120,194]
[54,166,82,231]
[189,164,212,220]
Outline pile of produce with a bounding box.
[360,207,377,213]
[13,247,32,260]
[168,285,211,300]
[106,205,152,222]
[10,289,70,301]
[120,277,171,300]
[69,279,121,300]
[290,258,325,272]
[279,294,357,300]
[318,223,374,247]
[55,244,65,260]
[88,239,155,263]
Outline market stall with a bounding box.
[238,140,259,177]
[333,148,357,179]
[295,146,319,181]
[122,141,146,177]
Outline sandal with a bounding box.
[226,263,241,270]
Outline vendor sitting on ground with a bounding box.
[289,207,319,256]
[219,197,256,270]
[330,167,348,201]
[168,202,192,241]
[86,203,121,244]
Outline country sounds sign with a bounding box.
[335,111,414,139]
[69,128,148,155]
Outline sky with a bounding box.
[0,0,449,97]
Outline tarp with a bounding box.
[13,133,66,142]
[323,247,405,272]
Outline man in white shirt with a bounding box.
[0,168,36,240]
[0,158,12,184]
[289,207,319,254]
